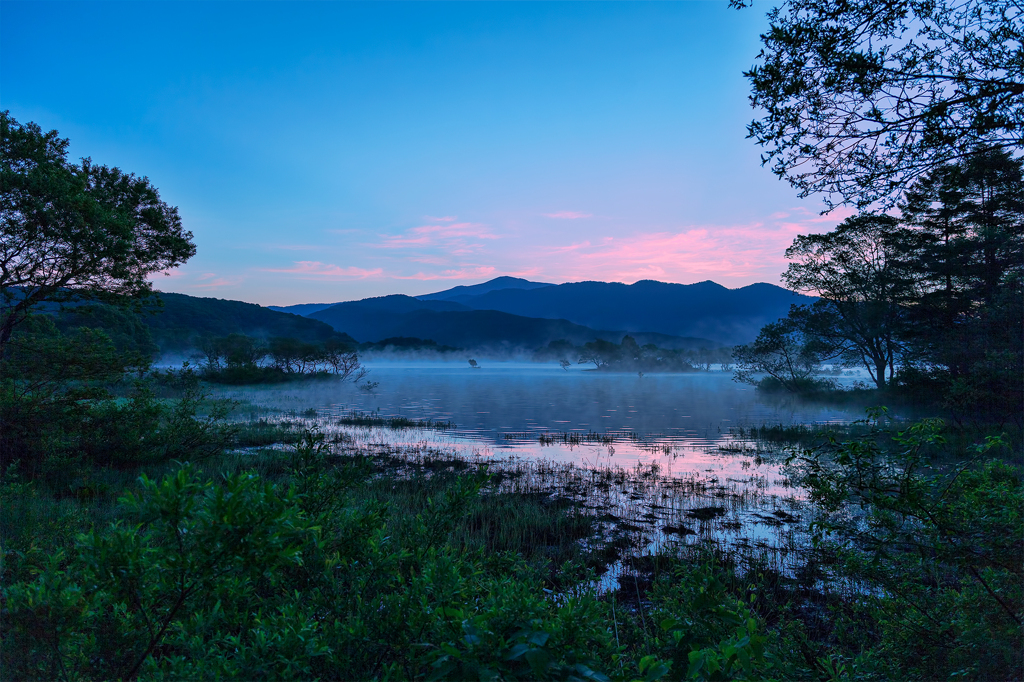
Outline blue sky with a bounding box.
[1,1,849,304]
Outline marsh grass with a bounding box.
[215,413,816,572]
[198,413,818,599]
[334,410,456,430]
[5,412,1017,680]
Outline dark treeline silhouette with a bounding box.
[146,292,350,351]
[197,334,366,384]
[734,149,1023,425]
[536,336,732,373]
[359,336,463,353]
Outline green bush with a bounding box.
[786,414,1023,680]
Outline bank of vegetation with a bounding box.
[3,2,1024,675]
[731,148,1023,429]
[193,333,367,384]
[535,337,734,373]
[359,336,464,354]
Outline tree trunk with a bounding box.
[874,358,888,389]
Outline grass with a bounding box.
[334,410,456,430]
[5,413,1018,681]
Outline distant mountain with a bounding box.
[427,279,812,345]
[309,298,714,351]
[417,276,553,301]
[146,292,352,351]
[334,294,471,314]
[267,302,341,316]
[264,277,810,347]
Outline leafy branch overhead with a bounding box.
[742,0,1024,209]
[0,112,196,350]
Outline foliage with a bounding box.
[578,339,623,370]
[782,214,918,389]
[0,112,195,351]
[195,333,367,384]
[2,464,319,680]
[535,337,731,373]
[643,563,772,681]
[897,148,1024,422]
[0,318,233,475]
[785,412,1023,679]
[741,0,1024,209]
[731,319,830,393]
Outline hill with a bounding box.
[417,276,553,301]
[144,292,353,351]
[424,279,812,344]
[267,302,342,316]
[309,297,714,351]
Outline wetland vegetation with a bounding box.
[3,8,1023,676]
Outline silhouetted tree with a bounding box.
[782,214,918,388]
[898,149,1024,419]
[741,0,1023,209]
[733,319,822,391]
[1,113,195,352]
[578,339,619,370]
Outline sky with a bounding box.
[1,1,853,305]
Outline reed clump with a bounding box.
[3,416,1019,681]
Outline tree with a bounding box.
[577,339,620,370]
[320,337,367,381]
[901,148,1024,309]
[0,112,195,352]
[741,0,1024,210]
[732,318,822,391]
[898,149,1023,419]
[620,335,641,364]
[782,214,918,388]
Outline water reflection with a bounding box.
[220,361,858,451]
[215,361,860,581]
[215,360,861,491]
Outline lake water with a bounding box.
[214,361,868,578]
[218,360,862,465]
[214,360,867,494]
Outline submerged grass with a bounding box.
[3,414,1019,681]
[334,410,456,430]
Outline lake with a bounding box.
[213,360,870,581]
[216,360,862,466]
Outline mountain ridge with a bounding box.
[417,276,553,301]
[308,300,716,351]
[263,277,810,347]
[415,278,811,344]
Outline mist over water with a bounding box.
[216,360,861,469]
[213,360,871,572]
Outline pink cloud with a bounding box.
[544,211,592,219]
[375,222,499,250]
[194,278,243,289]
[409,255,451,265]
[265,261,385,280]
[525,210,852,287]
[395,266,498,281]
